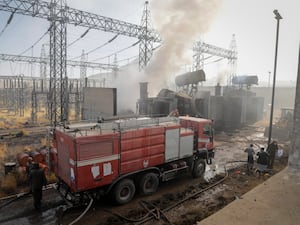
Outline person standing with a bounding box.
[29,163,47,210]
[244,144,255,174]
[26,157,34,193]
[266,141,278,169]
[26,157,33,177]
[256,147,269,176]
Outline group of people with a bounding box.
[26,157,48,210]
[244,141,279,175]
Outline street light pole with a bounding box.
[268,10,282,145]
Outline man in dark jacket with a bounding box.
[29,163,47,210]
[266,141,278,169]
[256,147,269,176]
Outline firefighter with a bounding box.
[244,144,255,174]
[26,157,34,192]
[26,157,33,177]
[266,141,278,169]
[29,162,47,210]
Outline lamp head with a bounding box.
[273,10,282,20]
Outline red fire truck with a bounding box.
[51,116,215,205]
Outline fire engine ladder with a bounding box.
[61,117,180,136]
[115,117,179,130]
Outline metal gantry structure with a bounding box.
[0,53,118,73]
[193,34,238,85]
[0,75,25,116]
[139,1,154,70]
[0,0,159,126]
[0,0,238,125]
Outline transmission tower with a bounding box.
[113,54,118,80]
[139,1,154,70]
[193,36,238,85]
[228,34,238,86]
[49,0,68,126]
[192,41,204,71]
[40,44,47,80]
[80,50,87,80]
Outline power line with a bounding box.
[116,55,138,63]
[86,34,119,55]
[109,43,159,65]
[204,57,224,65]
[18,25,52,56]
[92,40,140,62]
[0,10,16,37]
[67,28,90,48]
[69,34,119,60]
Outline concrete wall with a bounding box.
[252,86,296,118]
[82,87,117,120]
[289,53,300,169]
[202,86,295,120]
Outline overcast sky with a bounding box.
[0,0,299,86]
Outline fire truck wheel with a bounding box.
[192,158,206,178]
[112,178,136,205]
[139,172,159,195]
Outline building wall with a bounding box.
[289,52,300,169]
[82,87,117,120]
[202,86,296,119]
[252,86,296,118]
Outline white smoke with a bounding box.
[145,0,223,91]
[112,62,143,113]
[100,0,224,113]
[216,68,230,84]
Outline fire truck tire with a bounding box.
[139,172,159,195]
[192,158,206,178]
[112,178,136,205]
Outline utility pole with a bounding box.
[268,10,282,145]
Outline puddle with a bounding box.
[0,206,61,225]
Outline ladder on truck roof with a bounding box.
[58,117,180,136]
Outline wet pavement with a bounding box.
[0,188,65,225]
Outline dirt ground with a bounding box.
[0,121,290,225]
[197,167,300,225]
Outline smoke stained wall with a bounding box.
[145,0,223,93]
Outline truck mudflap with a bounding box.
[196,148,214,165]
[207,150,215,165]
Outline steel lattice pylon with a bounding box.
[49,0,67,126]
[80,50,87,80]
[139,1,153,70]
[193,35,238,86]
[228,34,238,86]
[40,44,47,80]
